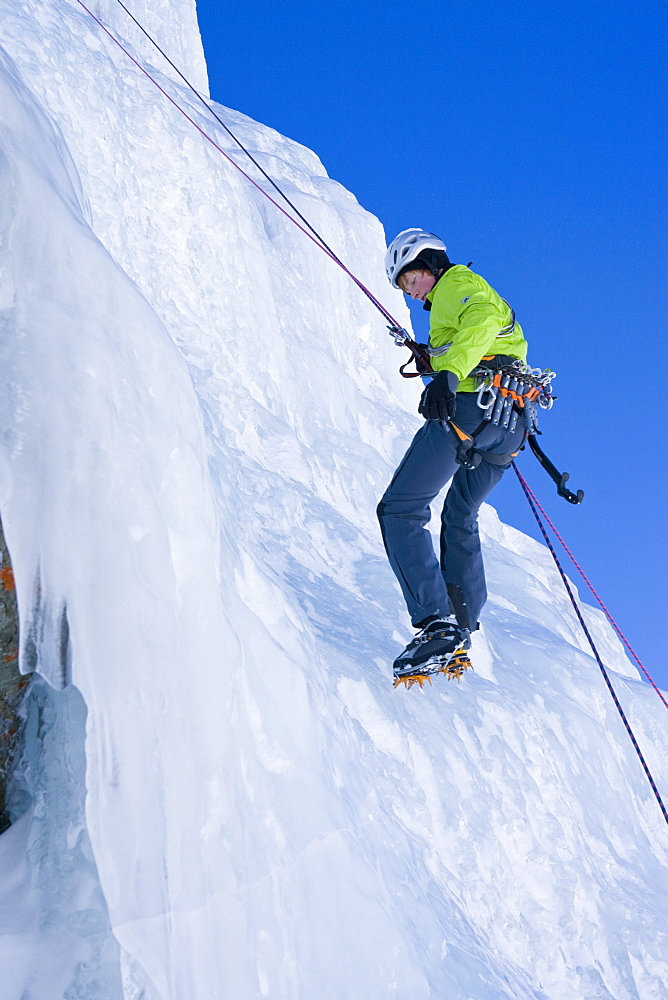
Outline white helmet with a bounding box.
[385,229,448,288]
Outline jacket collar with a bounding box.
[423,262,457,311]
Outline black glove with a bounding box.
[418,370,459,421]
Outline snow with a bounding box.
[0,1,667,998]
[84,0,208,95]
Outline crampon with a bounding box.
[393,649,472,690]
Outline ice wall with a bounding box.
[0,2,666,999]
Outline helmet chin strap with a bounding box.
[429,263,454,282]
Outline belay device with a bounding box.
[388,326,584,505]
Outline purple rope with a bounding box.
[518,471,668,710]
[72,0,404,330]
[114,0,342,262]
[513,463,668,828]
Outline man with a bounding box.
[378,229,528,681]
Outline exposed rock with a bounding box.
[0,517,29,832]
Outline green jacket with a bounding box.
[426,265,528,392]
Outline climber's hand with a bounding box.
[418,370,459,421]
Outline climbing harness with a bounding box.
[437,356,584,502]
[514,465,668,828]
[472,356,584,502]
[431,355,566,488]
[470,356,555,434]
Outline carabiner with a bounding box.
[476,378,497,411]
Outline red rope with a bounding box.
[114,0,342,263]
[513,463,668,828]
[517,467,667,710]
[71,0,404,332]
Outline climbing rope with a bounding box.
[515,469,667,710]
[513,463,668,828]
[72,0,406,335]
[114,0,339,260]
[71,0,665,826]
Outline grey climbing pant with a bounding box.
[377,392,526,630]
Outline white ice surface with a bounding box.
[0,2,667,998]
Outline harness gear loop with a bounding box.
[443,355,567,473]
[447,415,521,470]
[447,421,481,469]
[447,356,582,502]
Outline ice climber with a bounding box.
[378,229,529,682]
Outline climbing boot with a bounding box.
[393,617,471,687]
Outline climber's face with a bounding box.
[397,269,436,302]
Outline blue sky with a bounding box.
[195,0,667,690]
